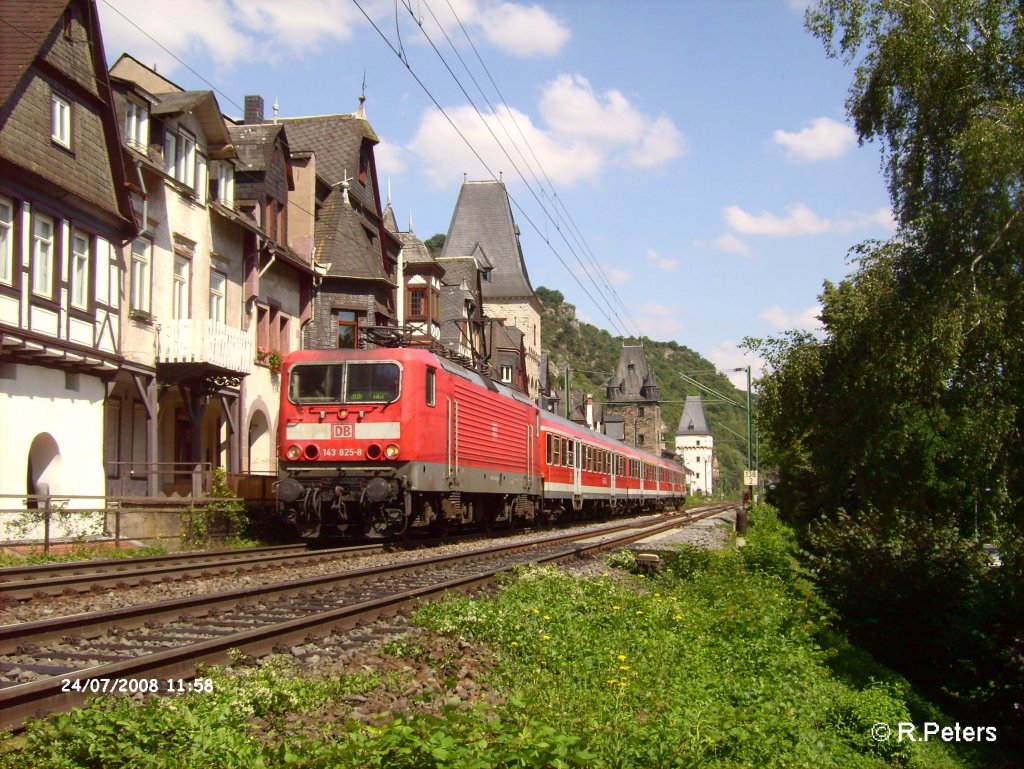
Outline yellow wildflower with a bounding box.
[542,634,551,640]
[543,615,551,620]
[617,654,627,661]
[612,605,621,610]
[620,665,630,671]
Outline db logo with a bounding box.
[333,424,353,439]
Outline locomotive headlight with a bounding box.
[337,408,348,420]
[286,444,302,460]
[384,443,400,460]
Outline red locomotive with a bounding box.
[276,346,687,539]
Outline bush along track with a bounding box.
[0,505,1009,768]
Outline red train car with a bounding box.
[277,347,686,539]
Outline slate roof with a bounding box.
[606,345,660,402]
[398,231,439,267]
[440,180,534,299]
[226,123,285,171]
[677,396,712,436]
[275,113,395,284]
[382,203,399,235]
[314,191,391,282]
[0,0,66,106]
[276,114,379,213]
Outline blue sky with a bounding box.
[97,0,893,387]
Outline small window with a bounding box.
[163,131,177,176]
[51,93,71,148]
[31,214,54,298]
[172,255,190,319]
[71,232,89,309]
[209,270,226,323]
[546,433,553,465]
[408,287,426,318]
[125,100,149,150]
[177,131,196,189]
[216,162,234,206]
[0,197,13,286]
[426,367,436,407]
[130,238,151,313]
[337,310,360,349]
[499,365,513,383]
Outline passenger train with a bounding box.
[276,346,687,539]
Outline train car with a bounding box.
[276,346,686,539]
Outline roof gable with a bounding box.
[440,180,534,299]
[677,396,712,436]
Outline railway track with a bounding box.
[0,503,733,730]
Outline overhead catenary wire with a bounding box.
[437,0,645,338]
[403,0,643,338]
[391,0,635,338]
[350,0,635,338]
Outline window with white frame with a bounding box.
[177,131,196,189]
[216,162,234,206]
[209,270,226,324]
[51,93,70,148]
[71,232,89,309]
[31,214,54,298]
[125,100,149,151]
[163,130,177,176]
[500,365,513,384]
[130,238,151,313]
[0,197,12,286]
[172,255,190,319]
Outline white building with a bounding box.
[676,396,714,496]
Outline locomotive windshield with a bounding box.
[289,362,401,404]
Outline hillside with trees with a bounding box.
[536,286,753,494]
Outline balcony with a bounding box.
[157,319,253,377]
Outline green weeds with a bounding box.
[0,504,1004,768]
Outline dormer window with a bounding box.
[163,124,197,191]
[125,100,149,151]
[213,162,235,206]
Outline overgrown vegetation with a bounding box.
[180,468,249,549]
[0,543,165,568]
[744,0,1024,746]
[3,505,1005,768]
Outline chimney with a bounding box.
[244,95,264,124]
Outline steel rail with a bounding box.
[0,504,733,730]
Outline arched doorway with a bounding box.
[26,433,62,507]
[247,410,271,472]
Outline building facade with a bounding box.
[676,395,714,495]
[604,345,663,451]
[0,0,136,521]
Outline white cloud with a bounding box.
[709,234,753,257]
[408,73,686,188]
[99,0,360,74]
[539,74,688,162]
[645,249,678,271]
[635,303,684,340]
[476,2,571,57]
[724,204,833,236]
[374,139,408,179]
[759,304,823,332]
[604,265,633,286]
[707,341,765,388]
[722,203,897,239]
[407,104,604,187]
[773,117,856,163]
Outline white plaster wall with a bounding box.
[676,435,714,495]
[0,363,107,539]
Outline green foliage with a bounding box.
[180,468,248,549]
[423,233,446,257]
[0,544,165,567]
[746,1,1024,745]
